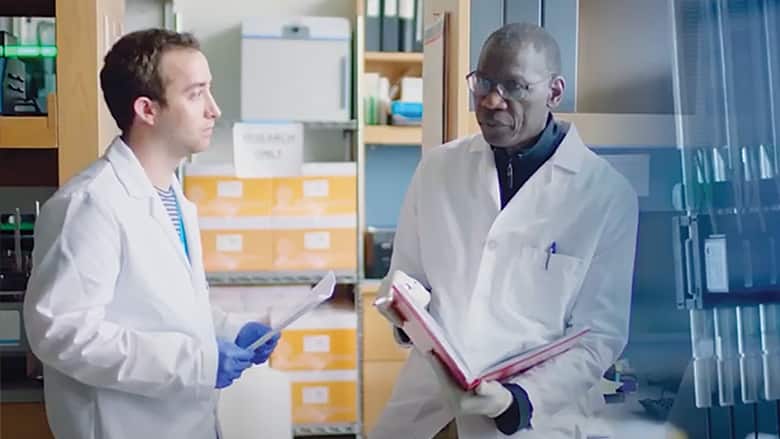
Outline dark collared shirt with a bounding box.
[492,114,568,209]
[490,114,567,435]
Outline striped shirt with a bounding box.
[155,186,186,253]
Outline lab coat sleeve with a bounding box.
[510,190,639,418]
[211,306,250,342]
[23,193,217,399]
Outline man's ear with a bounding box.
[547,76,566,110]
[132,96,159,127]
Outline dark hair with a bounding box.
[99,29,201,133]
[483,23,562,75]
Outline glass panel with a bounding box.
[0,16,56,115]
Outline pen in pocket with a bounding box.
[544,241,557,270]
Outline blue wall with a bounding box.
[364,145,421,228]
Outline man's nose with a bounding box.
[480,90,506,110]
[206,91,221,119]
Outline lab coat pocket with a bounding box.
[498,246,585,330]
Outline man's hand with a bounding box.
[424,351,513,418]
[235,321,280,365]
[216,339,253,389]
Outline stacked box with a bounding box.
[184,162,357,274]
[271,305,358,424]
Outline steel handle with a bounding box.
[339,56,348,110]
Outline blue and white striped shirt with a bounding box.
[155,185,188,259]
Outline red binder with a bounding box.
[379,270,590,391]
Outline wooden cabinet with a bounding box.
[357,0,425,148]
[421,0,474,143]
[362,360,407,434]
[363,125,421,145]
[0,0,124,183]
[0,95,57,149]
[56,0,124,184]
[0,403,54,439]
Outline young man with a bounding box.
[373,23,639,438]
[23,29,278,439]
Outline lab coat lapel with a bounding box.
[174,181,208,291]
[105,137,196,283]
[149,194,193,275]
[468,135,502,217]
[493,162,559,232]
[491,123,586,233]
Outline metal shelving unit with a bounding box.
[354,291,365,438]
[194,12,367,439]
[293,422,362,436]
[302,120,359,131]
[354,15,367,439]
[206,271,359,287]
[203,21,366,439]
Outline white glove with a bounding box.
[374,271,431,328]
[424,351,513,418]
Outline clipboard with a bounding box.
[246,271,336,351]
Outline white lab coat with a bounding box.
[370,124,639,439]
[23,138,247,439]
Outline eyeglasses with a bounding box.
[466,70,551,102]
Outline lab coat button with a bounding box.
[486,240,498,251]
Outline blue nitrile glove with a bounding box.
[216,339,254,389]
[235,321,281,365]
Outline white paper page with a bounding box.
[478,328,589,377]
[479,342,545,376]
[246,271,336,350]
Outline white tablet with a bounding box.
[246,271,337,351]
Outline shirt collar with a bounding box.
[491,113,558,161]
[466,118,586,175]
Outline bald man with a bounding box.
[371,23,638,439]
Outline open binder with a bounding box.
[376,270,589,390]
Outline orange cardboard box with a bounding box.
[272,227,357,272]
[200,227,273,272]
[288,371,358,424]
[272,163,356,217]
[183,164,272,217]
[272,328,357,371]
[270,307,357,371]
